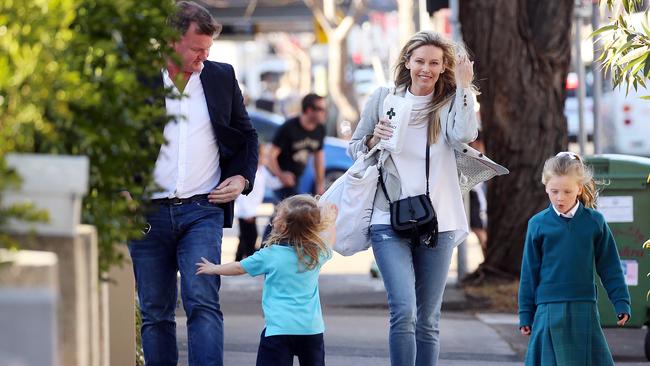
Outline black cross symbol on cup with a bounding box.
[386,108,396,120]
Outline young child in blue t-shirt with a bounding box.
[197,194,336,366]
[518,151,631,365]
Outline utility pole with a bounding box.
[397,0,416,48]
[418,0,432,31]
[575,1,589,154]
[450,0,461,41]
[592,0,603,154]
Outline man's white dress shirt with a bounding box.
[152,70,221,199]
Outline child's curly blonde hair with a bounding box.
[264,194,335,270]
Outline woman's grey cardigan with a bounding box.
[348,86,509,213]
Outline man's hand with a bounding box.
[208,175,246,203]
[315,182,326,195]
[120,190,133,202]
[520,326,531,336]
[617,313,630,326]
[279,171,296,188]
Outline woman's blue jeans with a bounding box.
[370,225,456,366]
[129,199,225,366]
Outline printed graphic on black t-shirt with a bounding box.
[272,117,325,179]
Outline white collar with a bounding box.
[161,69,201,91]
[552,201,580,218]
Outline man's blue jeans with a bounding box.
[129,198,225,366]
[370,225,457,366]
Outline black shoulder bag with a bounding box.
[378,142,439,248]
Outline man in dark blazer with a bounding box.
[128,2,258,365]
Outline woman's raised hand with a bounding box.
[455,54,474,88]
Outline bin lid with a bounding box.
[584,154,650,190]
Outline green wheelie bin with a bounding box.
[584,154,650,360]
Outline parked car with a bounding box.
[247,109,354,200]
[600,85,650,157]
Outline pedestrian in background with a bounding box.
[234,145,267,261]
[127,2,258,365]
[519,152,631,365]
[348,30,506,366]
[197,195,337,366]
[266,93,327,199]
[263,93,327,242]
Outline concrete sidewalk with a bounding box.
[170,212,650,365]
[178,274,521,366]
[175,273,650,366]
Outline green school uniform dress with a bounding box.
[518,203,631,366]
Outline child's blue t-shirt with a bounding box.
[240,244,332,336]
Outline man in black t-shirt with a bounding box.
[266,93,327,199]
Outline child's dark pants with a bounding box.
[256,329,325,366]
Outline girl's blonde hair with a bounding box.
[264,194,334,271]
[394,31,477,144]
[541,152,598,208]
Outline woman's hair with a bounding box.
[541,152,598,208]
[393,31,476,144]
[264,194,334,271]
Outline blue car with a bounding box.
[248,109,353,200]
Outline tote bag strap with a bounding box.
[378,142,430,203]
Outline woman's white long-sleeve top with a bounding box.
[350,86,478,234]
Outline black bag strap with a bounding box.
[378,141,430,204]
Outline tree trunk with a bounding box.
[460,0,573,280]
[328,32,360,136]
[304,0,364,137]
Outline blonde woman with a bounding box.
[348,31,506,365]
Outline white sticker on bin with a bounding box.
[621,260,638,286]
[596,196,634,223]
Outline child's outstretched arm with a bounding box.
[196,257,246,276]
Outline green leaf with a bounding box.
[631,54,648,75]
[640,95,650,100]
[618,46,647,64]
[590,24,618,38]
[616,40,637,56]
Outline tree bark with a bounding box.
[328,33,360,136]
[460,0,573,280]
[304,0,365,136]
